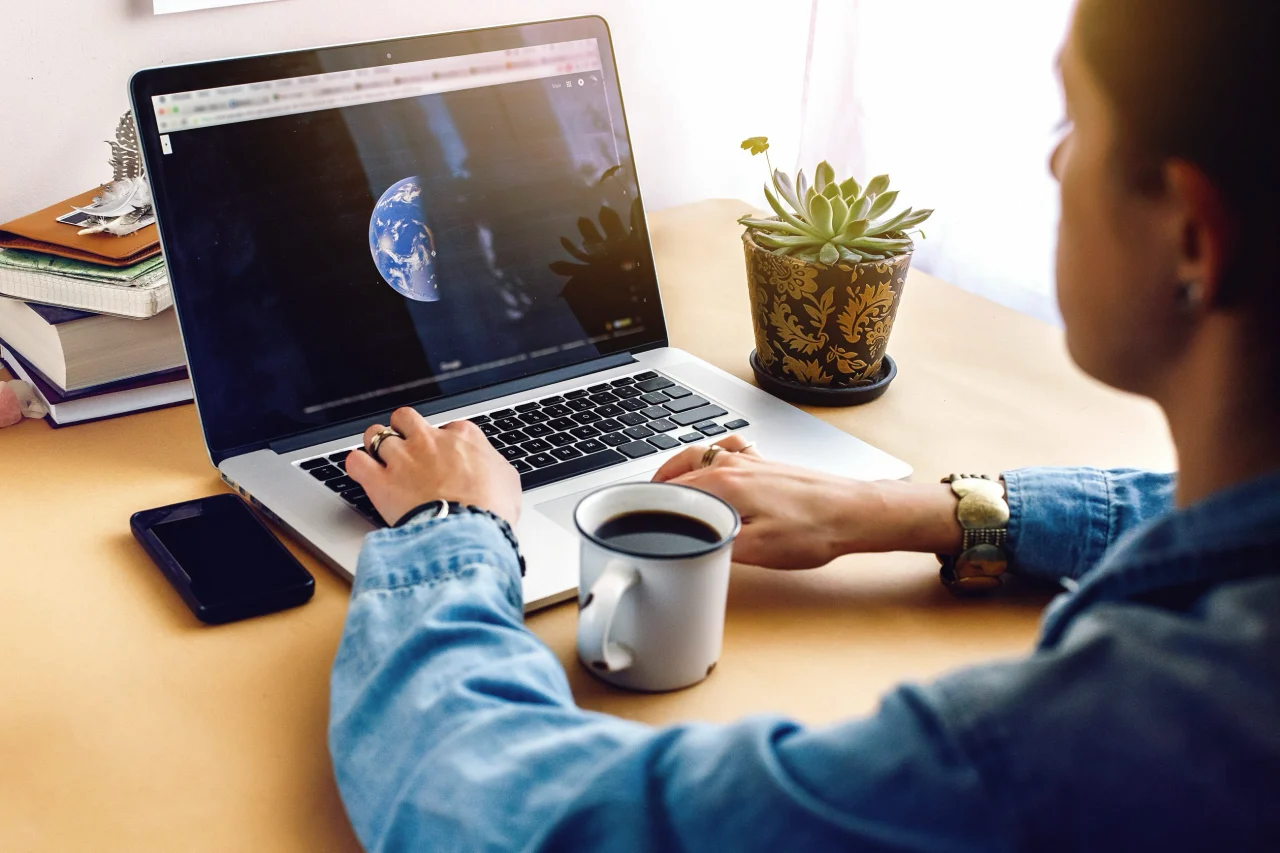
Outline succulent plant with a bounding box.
[738,136,933,265]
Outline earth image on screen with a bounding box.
[369,177,440,302]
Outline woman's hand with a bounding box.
[653,436,962,570]
[346,407,522,528]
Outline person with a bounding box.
[328,0,1280,848]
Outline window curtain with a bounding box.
[797,0,1076,323]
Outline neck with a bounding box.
[1158,327,1280,508]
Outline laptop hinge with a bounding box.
[269,352,637,456]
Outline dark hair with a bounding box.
[1076,0,1278,311]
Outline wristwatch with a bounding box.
[393,500,527,577]
[937,474,1009,594]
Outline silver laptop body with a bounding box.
[132,17,910,611]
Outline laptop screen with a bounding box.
[131,17,665,460]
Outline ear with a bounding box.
[1164,160,1238,308]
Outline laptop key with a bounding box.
[572,411,602,424]
[526,452,557,468]
[619,398,648,412]
[595,418,624,433]
[522,438,553,453]
[520,411,550,425]
[328,451,353,463]
[499,429,530,444]
[640,392,668,406]
[500,446,527,460]
[487,434,506,448]
[571,425,601,439]
[567,398,595,412]
[515,402,540,413]
[613,386,642,399]
[724,419,750,430]
[547,417,576,431]
[640,406,669,420]
[663,386,693,399]
[331,458,347,472]
[617,412,647,426]
[538,395,564,406]
[511,459,533,474]
[470,414,492,425]
[678,432,703,443]
[611,377,636,386]
[588,392,618,405]
[618,440,659,459]
[523,423,554,437]
[548,432,576,447]
[495,417,523,431]
[636,377,674,393]
[576,439,607,454]
[698,423,728,436]
[308,465,343,481]
[633,371,658,381]
[551,446,584,461]
[520,448,628,490]
[647,434,680,451]
[542,404,572,418]
[601,431,631,447]
[663,395,710,414]
[595,404,625,418]
[300,458,330,471]
[490,408,516,419]
[564,389,589,399]
[340,486,366,502]
[588,383,611,393]
[648,418,677,433]
[326,475,357,492]
[624,425,655,440]
[478,423,501,437]
[670,405,728,427]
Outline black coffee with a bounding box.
[594,511,721,557]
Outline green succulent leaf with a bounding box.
[764,185,822,237]
[829,195,850,235]
[839,177,862,200]
[867,207,914,236]
[839,218,871,240]
[814,161,835,191]
[796,169,810,204]
[756,233,822,249]
[865,174,891,197]
[850,196,872,222]
[739,217,808,236]
[867,190,900,222]
[850,236,913,253]
[818,242,840,265]
[795,250,820,263]
[773,170,803,214]
[822,182,841,200]
[897,208,934,230]
[808,193,834,236]
[741,136,771,156]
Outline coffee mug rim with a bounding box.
[573,482,742,561]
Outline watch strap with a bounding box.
[937,474,1009,595]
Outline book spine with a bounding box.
[0,267,171,319]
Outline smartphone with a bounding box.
[131,494,314,624]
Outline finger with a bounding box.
[712,434,762,458]
[363,423,388,450]
[652,446,709,483]
[345,445,383,486]
[441,419,486,445]
[390,406,430,439]
[374,431,412,465]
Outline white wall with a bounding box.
[0,0,814,224]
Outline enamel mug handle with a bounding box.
[577,560,640,672]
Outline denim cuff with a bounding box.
[1002,467,1113,583]
[353,511,523,606]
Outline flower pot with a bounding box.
[742,230,912,394]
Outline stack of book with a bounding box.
[0,191,190,426]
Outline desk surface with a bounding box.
[0,199,1174,852]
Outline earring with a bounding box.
[1179,280,1205,309]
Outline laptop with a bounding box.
[130,16,911,611]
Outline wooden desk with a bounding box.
[0,200,1174,852]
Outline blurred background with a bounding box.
[0,0,1074,322]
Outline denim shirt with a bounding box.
[329,468,1280,851]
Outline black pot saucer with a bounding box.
[749,351,897,407]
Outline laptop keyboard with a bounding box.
[294,371,750,527]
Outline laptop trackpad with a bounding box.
[535,470,656,534]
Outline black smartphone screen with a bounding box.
[134,495,314,622]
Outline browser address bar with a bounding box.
[151,38,603,134]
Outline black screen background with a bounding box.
[133,19,664,459]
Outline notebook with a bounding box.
[0,189,161,267]
[0,341,191,427]
[0,248,171,319]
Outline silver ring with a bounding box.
[367,426,404,464]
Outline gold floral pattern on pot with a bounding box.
[744,231,912,387]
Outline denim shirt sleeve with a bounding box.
[1002,467,1175,582]
[329,513,1008,852]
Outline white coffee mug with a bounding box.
[574,482,741,692]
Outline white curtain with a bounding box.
[797,0,1076,323]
